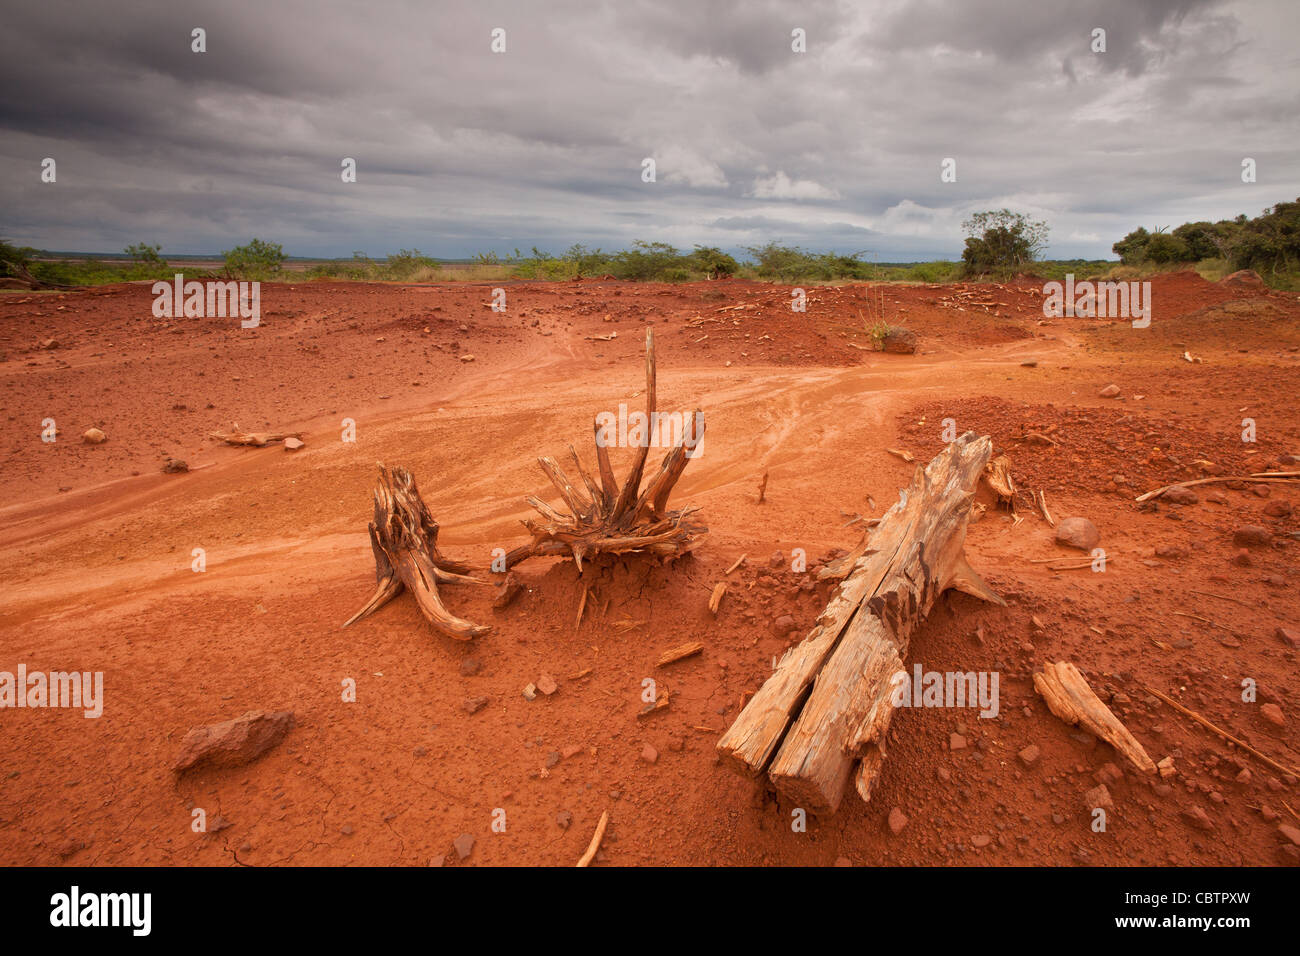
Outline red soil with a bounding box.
[0,272,1297,866]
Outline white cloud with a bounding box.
[749,170,840,200]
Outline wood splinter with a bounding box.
[576,810,610,867]
[343,464,490,641]
[1033,661,1156,774]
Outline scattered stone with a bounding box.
[1098,384,1121,398]
[950,733,967,751]
[1084,784,1113,810]
[537,674,558,696]
[1055,516,1100,552]
[522,683,537,701]
[1233,525,1271,549]
[768,550,785,568]
[1155,544,1187,560]
[1276,627,1299,648]
[172,710,294,773]
[1163,486,1199,505]
[971,833,992,848]
[771,614,796,635]
[492,573,524,609]
[1263,500,1292,518]
[1260,702,1285,727]
[459,657,482,677]
[453,833,475,859]
[1182,806,1215,831]
[545,751,561,769]
[1018,744,1041,767]
[640,744,658,764]
[1279,824,1300,847]
[881,327,918,354]
[887,807,909,834]
[283,437,304,451]
[459,354,476,363]
[1231,548,1252,567]
[1158,756,1177,779]
[555,810,572,830]
[82,428,106,444]
[340,824,354,836]
[462,696,489,715]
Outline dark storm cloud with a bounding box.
[1,0,1297,259]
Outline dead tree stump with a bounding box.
[502,328,707,572]
[342,464,490,641]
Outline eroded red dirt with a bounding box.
[1,272,1297,866]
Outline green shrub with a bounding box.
[221,238,286,280]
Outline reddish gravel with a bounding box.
[1,272,1297,866]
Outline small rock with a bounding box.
[1018,744,1041,767]
[1163,486,1199,505]
[1276,627,1299,648]
[880,327,917,354]
[949,733,967,751]
[1233,525,1271,549]
[462,696,489,715]
[453,833,475,859]
[768,550,785,568]
[1260,702,1285,727]
[522,683,537,701]
[1098,384,1121,398]
[283,437,304,451]
[459,354,475,362]
[555,810,572,830]
[82,428,106,444]
[1055,516,1100,552]
[640,744,658,764]
[1084,784,1113,810]
[537,674,558,696]
[1279,824,1300,847]
[1182,806,1215,831]
[492,573,524,609]
[459,657,481,677]
[772,614,796,635]
[161,457,188,474]
[887,807,908,834]
[1263,500,1292,518]
[172,710,294,773]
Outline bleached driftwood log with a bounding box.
[1034,661,1156,774]
[718,432,1003,813]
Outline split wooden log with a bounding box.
[342,464,490,641]
[501,329,707,572]
[1033,661,1156,774]
[718,431,1004,814]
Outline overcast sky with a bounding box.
[2,0,1297,261]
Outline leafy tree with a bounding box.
[222,238,286,280]
[124,242,165,267]
[690,245,739,278]
[960,210,1049,277]
[1142,231,1190,263]
[1112,226,1151,264]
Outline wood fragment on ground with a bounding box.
[886,447,914,463]
[1143,685,1300,778]
[656,642,703,667]
[210,430,303,447]
[575,810,609,867]
[1136,472,1300,502]
[1033,661,1155,774]
[708,582,726,615]
[725,554,747,575]
[757,471,768,504]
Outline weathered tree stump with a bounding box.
[502,328,707,572]
[343,464,490,641]
[718,431,1003,813]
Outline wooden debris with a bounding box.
[757,471,768,504]
[1143,685,1300,779]
[500,329,707,572]
[725,554,747,575]
[657,642,704,667]
[718,432,1004,813]
[708,582,727,615]
[210,429,303,447]
[1035,489,1055,527]
[1136,472,1300,502]
[981,453,1016,510]
[1033,661,1155,774]
[575,810,609,867]
[886,447,914,463]
[343,465,490,640]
